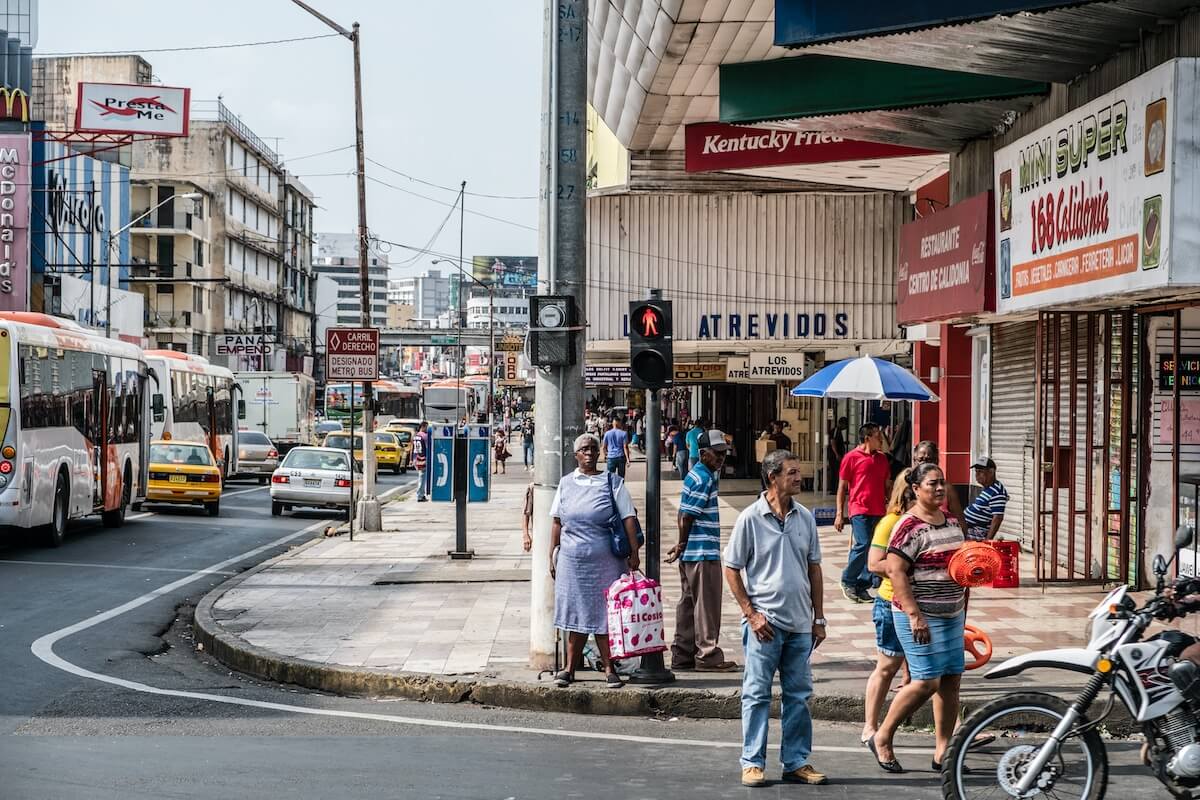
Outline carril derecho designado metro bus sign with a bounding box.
[326,328,379,381]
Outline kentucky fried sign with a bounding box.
[75,83,190,137]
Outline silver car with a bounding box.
[270,447,361,519]
[237,430,279,484]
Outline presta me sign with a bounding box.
[75,83,191,137]
[326,327,379,381]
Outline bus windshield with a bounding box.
[150,443,212,466]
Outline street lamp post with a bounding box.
[105,191,202,338]
[291,0,380,531]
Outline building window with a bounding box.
[195,240,204,267]
[193,334,204,356]
[193,287,203,314]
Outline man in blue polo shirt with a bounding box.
[666,429,738,672]
[963,456,1009,541]
[685,417,706,473]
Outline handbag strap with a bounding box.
[605,470,619,521]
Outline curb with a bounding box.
[192,541,1138,731]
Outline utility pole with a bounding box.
[531,0,587,670]
[452,183,470,559]
[291,0,380,529]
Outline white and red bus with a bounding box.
[144,350,243,478]
[0,312,151,545]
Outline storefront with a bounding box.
[986,58,1200,587]
[584,190,909,481]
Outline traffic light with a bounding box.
[629,298,673,389]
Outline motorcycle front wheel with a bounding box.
[941,691,1108,800]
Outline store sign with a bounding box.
[1160,397,1200,445]
[622,309,849,341]
[994,59,1200,313]
[0,134,29,312]
[747,352,806,383]
[725,357,750,382]
[216,334,271,358]
[897,192,994,324]
[673,362,726,384]
[498,351,524,386]
[75,83,191,137]
[495,333,525,352]
[0,87,29,122]
[685,122,935,173]
[1159,353,1200,391]
[585,364,630,386]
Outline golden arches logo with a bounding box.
[0,88,29,122]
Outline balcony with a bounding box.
[130,209,206,239]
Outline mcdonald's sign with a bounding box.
[0,87,29,123]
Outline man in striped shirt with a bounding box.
[666,429,738,671]
[962,457,1009,541]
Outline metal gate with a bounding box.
[990,322,1037,550]
[1034,311,1139,584]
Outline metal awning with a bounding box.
[719,55,1048,151]
[774,0,1198,84]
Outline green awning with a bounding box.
[720,55,1048,123]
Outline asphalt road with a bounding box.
[0,470,1167,800]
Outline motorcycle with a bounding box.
[942,525,1199,799]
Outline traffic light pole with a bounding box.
[629,386,675,684]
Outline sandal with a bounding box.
[968,732,996,750]
[606,671,625,689]
[867,735,905,774]
[554,670,572,688]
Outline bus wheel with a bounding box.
[131,502,143,512]
[205,500,220,517]
[45,474,68,548]
[102,466,131,528]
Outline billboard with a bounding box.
[75,83,191,137]
[993,59,1200,313]
[471,256,536,289]
[0,133,30,312]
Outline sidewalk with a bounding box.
[195,456,1132,724]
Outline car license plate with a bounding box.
[305,478,321,488]
[169,474,187,484]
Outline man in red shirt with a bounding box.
[834,423,891,603]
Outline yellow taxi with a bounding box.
[322,431,403,474]
[390,426,417,473]
[372,431,404,473]
[146,439,223,516]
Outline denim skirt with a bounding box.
[872,597,903,658]
[892,609,965,680]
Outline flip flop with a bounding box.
[968,732,996,749]
[867,735,905,774]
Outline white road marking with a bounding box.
[29,506,924,756]
[0,559,236,575]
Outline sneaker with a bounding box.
[741,766,767,787]
[605,671,625,689]
[417,497,428,503]
[855,588,874,603]
[841,585,866,604]
[553,670,572,688]
[782,765,828,785]
[696,660,740,672]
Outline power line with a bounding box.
[365,157,537,201]
[38,32,342,57]
[365,174,538,232]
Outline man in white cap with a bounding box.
[666,429,738,672]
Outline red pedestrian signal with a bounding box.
[639,306,663,339]
[628,299,673,390]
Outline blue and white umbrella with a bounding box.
[790,355,938,402]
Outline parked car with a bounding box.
[270,446,360,519]
[236,429,279,484]
[144,440,223,516]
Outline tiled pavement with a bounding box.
[206,453,1178,705]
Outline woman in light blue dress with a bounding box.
[550,433,641,689]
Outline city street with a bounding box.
[0,468,1161,798]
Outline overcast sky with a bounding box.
[39,1,544,278]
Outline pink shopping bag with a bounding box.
[605,571,667,659]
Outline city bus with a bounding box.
[422,379,475,424]
[324,380,421,426]
[144,350,243,479]
[0,312,150,546]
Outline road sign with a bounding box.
[430,424,455,502]
[431,335,459,345]
[466,425,490,502]
[326,328,379,381]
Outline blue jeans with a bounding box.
[841,514,881,593]
[523,441,534,467]
[606,458,626,478]
[740,621,814,771]
[675,451,689,477]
